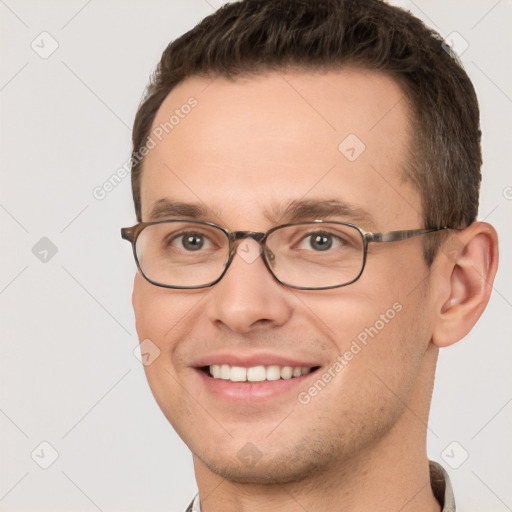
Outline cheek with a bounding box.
[132,275,197,403]
[132,275,167,344]
[346,291,431,406]
[344,244,434,355]
[132,274,198,431]
[304,266,431,401]
[132,273,199,354]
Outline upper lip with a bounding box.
[192,352,322,368]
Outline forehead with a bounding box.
[140,69,422,230]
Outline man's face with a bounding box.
[132,69,437,483]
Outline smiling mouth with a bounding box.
[201,364,321,382]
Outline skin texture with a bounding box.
[131,69,498,511]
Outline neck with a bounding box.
[193,344,441,512]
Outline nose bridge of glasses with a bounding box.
[229,231,266,252]
[228,231,275,263]
[231,231,266,242]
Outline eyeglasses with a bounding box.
[121,219,449,290]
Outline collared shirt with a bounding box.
[185,461,455,511]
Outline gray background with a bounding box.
[0,1,511,511]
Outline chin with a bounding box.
[202,455,326,485]
[195,435,341,485]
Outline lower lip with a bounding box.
[194,368,319,402]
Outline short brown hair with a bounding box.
[131,0,482,264]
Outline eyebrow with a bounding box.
[148,199,210,220]
[265,199,376,227]
[148,198,376,228]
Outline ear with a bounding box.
[431,222,499,348]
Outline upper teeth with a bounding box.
[209,364,312,382]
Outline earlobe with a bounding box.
[432,222,499,348]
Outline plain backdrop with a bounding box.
[1,1,511,511]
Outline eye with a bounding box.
[298,232,343,251]
[172,232,213,251]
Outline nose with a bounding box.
[205,238,293,333]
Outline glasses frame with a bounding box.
[121,219,450,290]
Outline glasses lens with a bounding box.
[266,222,365,288]
[135,221,229,287]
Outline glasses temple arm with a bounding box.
[366,227,449,243]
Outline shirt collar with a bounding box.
[189,493,200,512]
[430,460,456,511]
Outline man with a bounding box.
[121,1,499,510]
